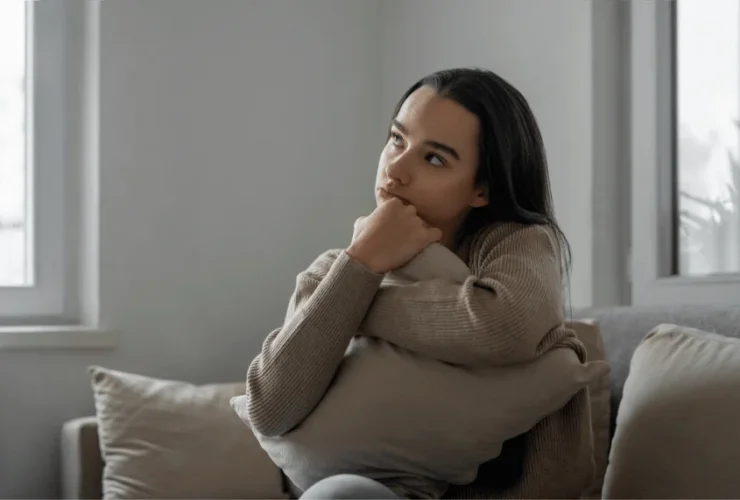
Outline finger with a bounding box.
[427,227,443,242]
[401,203,417,216]
[416,215,432,229]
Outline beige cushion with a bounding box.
[603,324,740,499]
[89,366,286,499]
[235,243,608,496]
[567,319,610,499]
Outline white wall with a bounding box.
[0,0,624,496]
[0,1,381,496]
[380,0,598,307]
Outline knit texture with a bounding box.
[245,222,595,498]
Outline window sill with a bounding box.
[0,325,116,350]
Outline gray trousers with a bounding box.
[300,474,401,499]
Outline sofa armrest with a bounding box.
[61,416,103,499]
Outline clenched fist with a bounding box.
[346,197,443,274]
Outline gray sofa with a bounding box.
[60,304,740,499]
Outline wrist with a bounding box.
[345,245,383,274]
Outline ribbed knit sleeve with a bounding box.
[244,250,383,437]
[363,223,566,366]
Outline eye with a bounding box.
[389,132,403,147]
[425,153,445,167]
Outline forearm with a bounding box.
[366,279,559,366]
[365,224,565,367]
[244,251,383,437]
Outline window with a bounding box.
[0,0,98,325]
[675,0,740,277]
[0,1,30,288]
[630,0,740,305]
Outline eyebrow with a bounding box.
[391,119,461,161]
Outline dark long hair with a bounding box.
[389,67,572,279]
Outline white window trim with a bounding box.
[629,0,740,306]
[0,0,113,349]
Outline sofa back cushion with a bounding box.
[602,323,740,498]
[571,304,740,437]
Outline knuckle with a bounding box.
[387,198,403,210]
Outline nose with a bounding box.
[384,153,412,186]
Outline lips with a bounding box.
[378,188,411,205]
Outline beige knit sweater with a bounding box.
[246,222,595,499]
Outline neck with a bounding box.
[438,217,475,263]
[438,225,469,262]
[436,216,466,254]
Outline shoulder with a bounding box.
[467,222,559,273]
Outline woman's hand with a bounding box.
[346,198,443,274]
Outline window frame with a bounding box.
[629,0,740,306]
[0,0,92,325]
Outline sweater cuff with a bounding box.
[301,250,384,333]
[338,249,385,279]
[328,249,385,298]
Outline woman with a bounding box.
[245,68,586,499]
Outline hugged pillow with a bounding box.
[235,244,607,495]
[391,242,471,284]
[603,324,740,499]
[89,366,285,499]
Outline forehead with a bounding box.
[395,86,479,154]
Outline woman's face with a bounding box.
[375,86,488,245]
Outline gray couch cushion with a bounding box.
[603,323,740,498]
[571,304,740,437]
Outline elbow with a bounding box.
[504,332,541,364]
[478,310,549,366]
[243,376,292,438]
[239,358,292,438]
[490,283,564,364]
[482,329,539,365]
[230,394,279,438]
[501,307,563,364]
[245,406,289,438]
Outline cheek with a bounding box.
[421,177,475,218]
[436,176,473,201]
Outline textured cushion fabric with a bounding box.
[602,323,740,499]
[566,320,610,499]
[571,304,740,435]
[240,244,608,497]
[89,366,286,499]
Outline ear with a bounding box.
[469,185,489,209]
